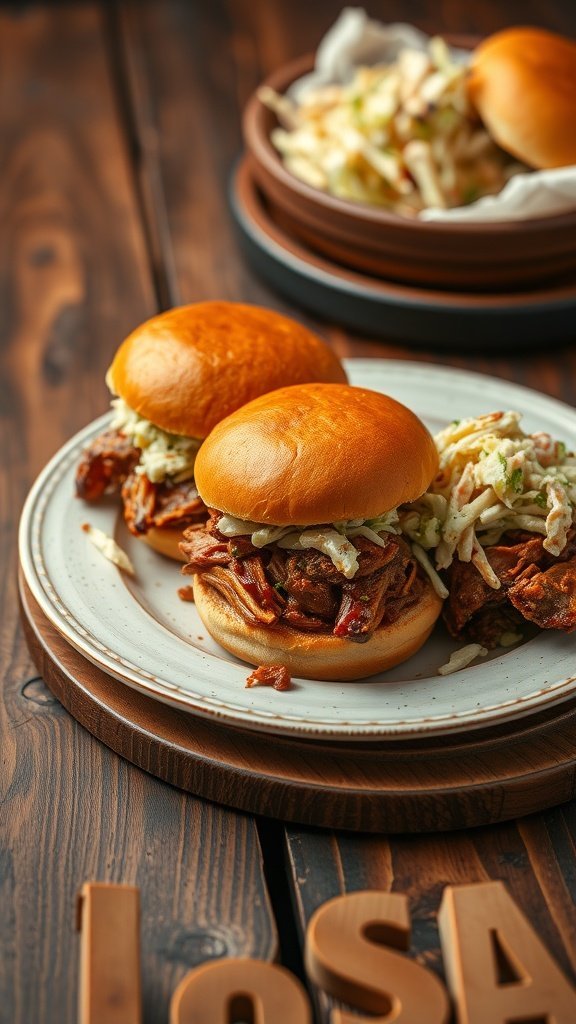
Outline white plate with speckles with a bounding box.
[19,359,576,741]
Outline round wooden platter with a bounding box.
[20,575,576,833]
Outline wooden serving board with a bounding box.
[20,575,576,833]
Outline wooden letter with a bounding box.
[169,958,312,1023]
[305,890,449,1024]
[76,882,141,1024]
[438,880,576,1023]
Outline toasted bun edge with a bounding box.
[192,574,442,681]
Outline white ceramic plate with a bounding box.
[19,360,576,741]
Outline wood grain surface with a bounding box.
[2,2,576,1022]
[0,8,276,1023]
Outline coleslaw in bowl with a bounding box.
[261,36,525,216]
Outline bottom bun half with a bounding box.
[141,526,188,561]
[192,575,442,681]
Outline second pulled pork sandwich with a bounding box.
[75,302,347,559]
[181,383,442,680]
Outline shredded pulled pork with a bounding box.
[246,665,292,691]
[200,556,284,627]
[76,430,140,500]
[76,428,206,535]
[121,471,204,535]
[444,530,576,646]
[180,511,424,643]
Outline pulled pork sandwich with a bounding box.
[75,302,347,560]
[181,383,443,681]
[401,412,576,647]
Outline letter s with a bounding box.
[305,890,449,1024]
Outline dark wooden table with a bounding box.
[2,2,576,1020]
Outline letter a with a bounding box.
[439,881,576,1024]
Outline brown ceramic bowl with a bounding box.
[243,54,576,292]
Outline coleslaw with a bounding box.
[400,411,576,595]
[110,398,200,485]
[216,511,400,579]
[261,36,524,215]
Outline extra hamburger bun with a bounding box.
[195,383,438,524]
[193,573,442,681]
[469,27,576,169]
[107,302,347,440]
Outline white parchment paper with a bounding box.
[287,8,576,222]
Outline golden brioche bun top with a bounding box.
[469,27,576,169]
[195,383,438,525]
[107,302,347,439]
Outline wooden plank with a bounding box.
[0,6,276,1023]
[114,0,330,314]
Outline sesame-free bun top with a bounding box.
[469,27,576,169]
[107,302,347,439]
[195,383,438,525]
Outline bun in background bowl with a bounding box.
[469,27,576,170]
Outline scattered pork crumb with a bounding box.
[438,643,488,676]
[81,523,135,576]
[177,585,195,602]
[246,665,292,691]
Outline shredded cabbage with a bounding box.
[278,529,360,579]
[401,411,576,590]
[81,523,135,576]
[438,644,488,676]
[260,37,524,216]
[110,398,200,484]
[412,543,449,599]
[216,512,400,579]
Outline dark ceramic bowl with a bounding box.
[243,54,576,292]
